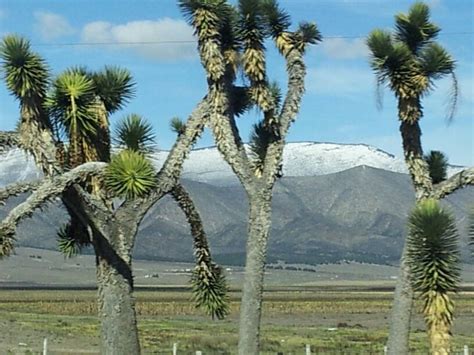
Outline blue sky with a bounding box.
[0,0,472,165]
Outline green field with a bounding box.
[0,289,473,354]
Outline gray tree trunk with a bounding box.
[238,192,272,355]
[93,221,141,355]
[386,246,413,355]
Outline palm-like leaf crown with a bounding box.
[105,149,157,199]
[114,114,155,154]
[57,219,91,258]
[46,68,97,166]
[91,66,135,114]
[0,35,49,103]
[170,116,186,135]
[406,199,460,332]
[367,2,457,123]
[424,150,448,184]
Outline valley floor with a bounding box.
[0,289,473,354]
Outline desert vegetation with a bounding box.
[0,1,473,354]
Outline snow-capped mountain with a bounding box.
[0,142,463,187]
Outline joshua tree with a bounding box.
[406,199,460,354]
[0,35,227,354]
[367,2,474,353]
[179,0,320,353]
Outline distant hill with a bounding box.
[1,142,472,265]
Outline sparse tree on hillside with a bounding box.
[178,0,321,353]
[367,2,474,353]
[0,35,227,354]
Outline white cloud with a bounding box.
[307,65,374,96]
[81,18,196,61]
[34,11,75,41]
[320,37,369,60]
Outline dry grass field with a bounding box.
[0,289,472,354]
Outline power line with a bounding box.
[30,31,474,47]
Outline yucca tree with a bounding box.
[407,199,460,354]
[0,34,227,354]
[367,3,474,353]
[179,0,320,353]
[0,36,57,176]
[47,66,135,168]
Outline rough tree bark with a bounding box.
[237,191,272,353]
[94,214,141,354]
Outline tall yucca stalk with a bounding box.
[407,199,460,354]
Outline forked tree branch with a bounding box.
[0,162,107,257]
[171,182,228,319]
[261,47,307,185]
[131,97,211,220]
[0,181,41,205]
[433,167,474,200]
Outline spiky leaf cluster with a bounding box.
[170,116,186,135]
[105,150,156,199]
[57,220,90,258]
[367,2,457,121]
[0,35,49,101]
[47,68,98,136]
[179,0,231,81]
[249,121,274,177]
[191,262,229,319]
[406,199,460,329]
[262,0,290,39]
[91,66,135,113]
[0,226,15,258]
[424,150,448,184]
[229,86,251,116]
[394,2,440,54]
[115,114,155,154]
[294,22,322,53]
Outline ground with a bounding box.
[0,248,473,354]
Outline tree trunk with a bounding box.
[429,320,451,355]
[238,191,272,355]
[386,248,413,355]
[387,107,434,353]
[93,222,140,355]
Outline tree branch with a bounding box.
[0,131,20,152]
[261,47,307,185]
[433,167,474,200]
[0,181,41,205]
[0,162,107,257]
[207,87,254,191]
[130,97,210,220]
[171,182,228,319]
